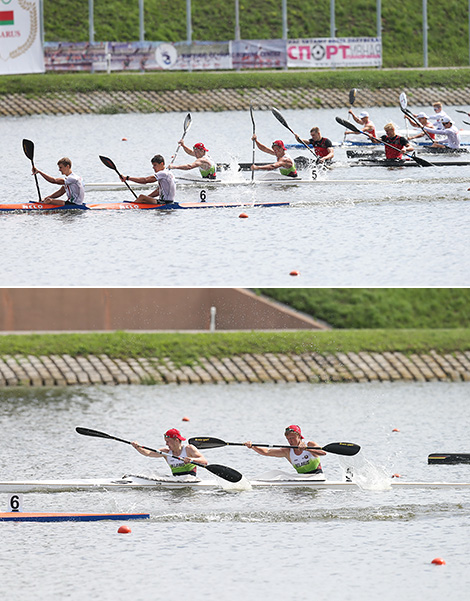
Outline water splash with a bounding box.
[337,454,392,491]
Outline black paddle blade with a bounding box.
[271,107,289,129]
[336,116,361,134]
[189,436,227,449]
[23,139,34,161]
[183,113,192,133]
[204,463,243,483]
[428,453,470,464]
[349,88,357,105]
[322,442,361,456]
[76,427,113,440]
[410,154,434,167]
[99,155,118,171]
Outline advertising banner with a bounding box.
[287,37,382,68]
[0,0,44,74]
[156,41,232,71]
[230,39,286,69]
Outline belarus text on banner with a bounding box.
[0,0,44,75]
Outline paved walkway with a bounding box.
[1,87,469,116]
[0,351,469,386]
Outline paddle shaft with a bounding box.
[172,113,191,162]
[250,104,255,181]
[401,107,434,142]
[75,427,243,482]
[99,156,137,198]
[23,139,42,201]
[189,437,360,456]
[271,107,318,160]
[336,117,433,167]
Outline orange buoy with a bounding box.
[118,525,132,534]
[182,416,190,422]
[289,270,299,276]
[431,558,446,565]
[392,428,400,432]
[122,137,128,141]
[239,213,249,218]
[392,473,401,478]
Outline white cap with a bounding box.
[359,111,369,118]
[416,112,428,119]
[441,116,452,124]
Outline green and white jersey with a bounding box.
[289,448,323,474]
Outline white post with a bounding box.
[282,0,288,40]
[186,0,192,43]
[376,0,381,38]
[210,307,216,332]
[235,0,240,41]
[330,0,336,38]
[89,0,94,43]
[139,0,144,42]
[423,0,428,67]
[38,0,44,47]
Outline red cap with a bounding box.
[164,428,186,440]
[272,140,286,149]
[193,142,208,151]
[285,425,303,438]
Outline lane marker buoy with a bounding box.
[118,525,132,534]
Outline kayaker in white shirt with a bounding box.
[121,154,176,204]
[245,424,326,475]
[32,157,85,206]
[424,116,461,149]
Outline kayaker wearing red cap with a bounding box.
[131,428,207,477]
[244,425,326,475]
[251,136,298,177]
[169,141,217,179]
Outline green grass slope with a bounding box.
[256,289,470,329]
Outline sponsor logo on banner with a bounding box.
[0,0,44,74]
[287,37,382,68]
[155,43,178,69]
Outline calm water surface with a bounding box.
[1,381,469,600]
[1,107,469,286]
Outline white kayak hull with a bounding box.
[1,474,470,493]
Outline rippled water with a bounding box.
[1,382,469,600]
[1,107,469,286]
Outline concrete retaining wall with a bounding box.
[1,351,469,386]
[1,87,469,116]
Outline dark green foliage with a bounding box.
[255,289,470,329]
[43,0,470,67]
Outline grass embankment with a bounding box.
[256,289,470,329]
[3,67,470,98]
[0,330,469,365]
[44,0,469,68]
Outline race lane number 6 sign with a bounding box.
[8,494,23,512]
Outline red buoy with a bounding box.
[239,213,249,219]
[431,557,446,565]
[289,270,299,276]
[392,428,400,432]
[122,137,128,141]
[182,416,190,422]
[118,525,132,534]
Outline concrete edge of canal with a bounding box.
[1,350,469,386]
[2,87,470,116]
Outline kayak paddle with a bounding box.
[399,92,434,142]
[188,436,360,456]
[99,156,138,198]
[271,106,322,174]
[250,103,256,182]
[171,112,192,162]
[23,139,42,201]
[335,116,434,167]
[342,88,357,145]
[76,427,243,483]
